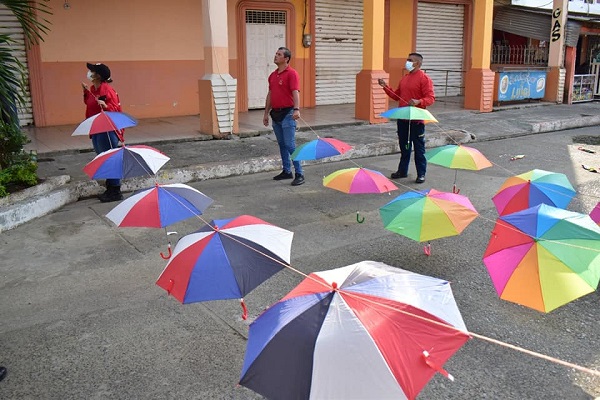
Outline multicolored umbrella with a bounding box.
[425,144,492,170]
[380,106,438,123]
[323,167,398,194]
[590,202,600,225]
[156,215,293,314]
[239,260,470,400]
[71,111,137,136]
[492,169,576,216]
[106,183,213,228]
[291,137,352,161]
[83,145,170,179]
[483,204,600,312]
[380,189,479,242]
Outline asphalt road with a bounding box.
[1,127,599,399]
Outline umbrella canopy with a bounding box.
[239,260,470,400]
[323,167,398,194]
[590,202,600,225]
[380,106,438,123]
[492,169,576,216]
[71,111,137,136]
[483,204,600,312]
[291,137,352,161]
[156,215,293,303]
[425,144,493,170]
[106,183,213,228]
[380,189,479,242]
[83,145,170,179]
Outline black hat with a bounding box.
[86,62,111,82]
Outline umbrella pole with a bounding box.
[453,170,460,194]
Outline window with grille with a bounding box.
[246,10,286,24]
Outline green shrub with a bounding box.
[0,121,37,197]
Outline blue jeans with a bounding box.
[92,131,121,187]
[396,120,426,177]
[272,111,302,175]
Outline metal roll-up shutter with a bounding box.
[0,5,33,126]
[416,2,465,97]
[494,7,580,48]
[315,0,363,105]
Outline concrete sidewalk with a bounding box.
[2,101,600,232]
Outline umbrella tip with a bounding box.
[332,282,338,290]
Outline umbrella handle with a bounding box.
[240,299,248,320]
[356,212,365,223]
[160,244,172,260]
[452,184,460,194]
[423,243,431,256]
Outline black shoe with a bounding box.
[0,366,7,382]
[291,173,305,186]
[273,171,293,180]
[99,186,124,203]
[415,176,426,184]
[390,171,408,179]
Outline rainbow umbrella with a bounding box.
[239,260,470,400]
[292,138,352,161]
[425,144,492,170]
[323,167,397,194]
[590,202,600,225]
[71,111,137,136]
[380,106,438,123]
[492,169,576,216]
[483,204,600,312]
[379,189,479,242]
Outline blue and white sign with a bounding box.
[498,71,546,101]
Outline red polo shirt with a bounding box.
[268,66,300,108]
[83,82,121,118]
[383,69,435,109]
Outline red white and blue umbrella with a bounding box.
[291,138,352,161]
[106,183,213,228]
[71,111,137,136]
[83,145,170,179]
[156,215,293,306]
[240,260,470,400]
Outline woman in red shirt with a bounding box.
[82,62,123,202]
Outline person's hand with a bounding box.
[408,98,421,106]
[263,114,269,127]
[292,109,300,121]
[97,99,107,109]
[377,78,386,87]
[81,82,89,91]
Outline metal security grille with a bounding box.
[315,0,363,105]
[0,5,33,126]
[417,2,465,97]
[246,10,286,25]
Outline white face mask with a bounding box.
[86,71,95,81]
[405,61,415,72]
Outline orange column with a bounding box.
[544,0,568,103]
[355,0,388,123]
[464,0,494,112]
[198,0,239,136]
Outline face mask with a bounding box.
[405,61,415,72]
[86,71,95,81]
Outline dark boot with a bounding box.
[99,185,123,202]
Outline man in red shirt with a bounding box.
[379,53,435,183]
[263,47,304,186]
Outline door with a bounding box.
[416,2,465,97]
[246,10,287,109]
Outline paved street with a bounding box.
[1,128,599,399]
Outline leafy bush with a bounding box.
[0,120,37,197]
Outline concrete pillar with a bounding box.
[544,0,568,103]
[198,0,238,137]
[464,0,494,112]
[355,0,388,123]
